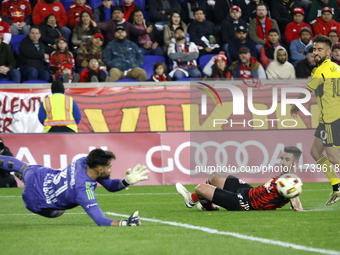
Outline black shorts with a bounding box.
[212,175,254,211]
[314,119,340,147]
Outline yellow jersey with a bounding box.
[306,59,340,123]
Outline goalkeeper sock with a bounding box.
[0,155,27,173]
[191,193,199,203]
[316,156,340,188]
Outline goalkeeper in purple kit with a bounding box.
[0,148,149,226]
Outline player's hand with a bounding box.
[290,104,299,118]
[125,164,149,185]
[119,211,140,226]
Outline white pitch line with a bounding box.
[0,193,177,198]
[106,212,340,255]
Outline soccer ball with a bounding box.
[276,174,303,198]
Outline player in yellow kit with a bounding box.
[291,35,340,206]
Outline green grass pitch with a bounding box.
[0,182,339,255]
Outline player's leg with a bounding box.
[175,183,197,208]
[0,155,28,174]
[208,172,229,189]
[195,183,220,211]
[311,125,340,205]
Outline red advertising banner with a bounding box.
[1,130,326,188]
[0,83,317,133]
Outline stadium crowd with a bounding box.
[0,0,340,83]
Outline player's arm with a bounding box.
[290,197,306,211]
[98,164,150,192]
[78,188,140,226]
[290,89,312,118]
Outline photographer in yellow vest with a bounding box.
[38,80,81,133]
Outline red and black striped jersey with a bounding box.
[248,178,290,210]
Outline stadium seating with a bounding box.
[115,78,140,82]
[142,55,166,80]
[10,34,28,57]
[0,79,16,84]
[22,80,49,83]
[60,0,75,12]
[198,54,215,72]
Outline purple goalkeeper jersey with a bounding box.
[22,157,124,226]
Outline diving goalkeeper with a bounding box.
[0,148,149,226]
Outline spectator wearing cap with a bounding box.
[1,0,32,35]
[93,7,153,44]
[32,0,70,41]
[295,46,316,77]
[285,7,312,44]
[228,25,258,63]
[331,43,340,64]
[17,26,50,82]
[103,26,146,82]
[313,7,340,36]
[168,26,202,80]
[307,0,338,24]
[71,10,101,49]
[76,33,106,72]
[266,46,296,79]
[270,0,301,34]
[121,0,142,23]
[220,5,248,52]
[328,30,339,46]
[188,8,222,56]
[0,38,21,83]
[249,3,280,52]
[0,17,11,44]
[229,46,266,79]
[202,51,232,79]
[49,36,77,82]
[149,0,181,27]
[67,0,93,28]
[130,10,164,56]
[260,28,285,69]
[94,0,115,23]
[38,79,81,133]
[39,14,63,54]
[289,26,313,66]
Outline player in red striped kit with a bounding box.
[176,146,304,211]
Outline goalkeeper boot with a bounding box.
[326,191,340,206]
[176,183,196,208]
[197,202,220,211]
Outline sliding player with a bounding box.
[176,146,304,211]
[0,148,149,226]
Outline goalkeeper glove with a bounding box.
[119,211,140,226]
[123,164,149,185]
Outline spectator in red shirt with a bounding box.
[0,17,11,44]
[32,0,71,40]
[285,7,312,44]
[313,7,340,36]
[67,0,93,28]
[1,0,32,35]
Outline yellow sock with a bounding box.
[316,156,340,186]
